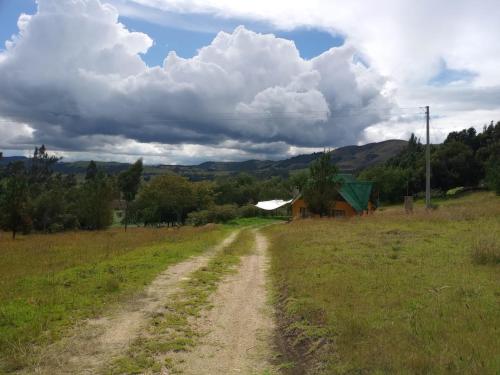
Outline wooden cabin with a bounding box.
[291,175,375,219]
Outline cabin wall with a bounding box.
[291,199,358,219]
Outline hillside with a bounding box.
[1,139,407,180]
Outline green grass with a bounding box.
[108,229,255,374]
[265,192,500,374]
[0,226,230,373]
[226,216,287,227]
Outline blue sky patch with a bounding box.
[429,59,477,86]
[0,0,36,50]
[0,0,344,65]
[273,28,344,59]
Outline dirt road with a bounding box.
[172,230,277,374]
[26,232,239,375]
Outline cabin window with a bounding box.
[333,209,346,217]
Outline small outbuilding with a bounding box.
[291,174,376,219]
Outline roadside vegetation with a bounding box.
[265,192,500,374]
[0,225,230,372]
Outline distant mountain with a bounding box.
[0,139,407,180]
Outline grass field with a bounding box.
[0,225,231,372]
[265,192,500,374]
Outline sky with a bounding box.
[0,0,499,165]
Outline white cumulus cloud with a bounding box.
[0,0,392,162]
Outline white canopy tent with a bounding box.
[255,199,292,211]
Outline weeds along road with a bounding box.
[22,232,239,375]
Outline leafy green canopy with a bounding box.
[118,159,143,230]
[303,152,339,216]
[359,121,500,202]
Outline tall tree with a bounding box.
[0,162,30,239]
[85,160,98,180]
[135,174,195,226]
[484,142,500,195]
[303,152,339,216]
[117,159,143,230]
[77,165,115,230]
[431,141,482,190]
[29,144,60,188]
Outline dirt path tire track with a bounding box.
[24,231,239,375]
[172,230,276,375]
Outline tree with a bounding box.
[303,152,339,216]
[0,162,31,239]
[431,141,482,190]
[29,144,60,188]
[192,180,216,210]
[117,159,143,230]
[288,170,310,195]
[32,184,65,232]
[445,127,479,151]
[214,173,261,205]
[135,174,195,226]
[76,166,115,230]
[359,165,408,203]
[85,160,98,180]
[484,142,500,195]
[27,145,64,230]
[0,151,4,179]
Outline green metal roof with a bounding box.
[297,174,373,214]
[338,181,373,213]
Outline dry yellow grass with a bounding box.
[0,225,228,372]
[265,192,500,374]
[0,226,212,288]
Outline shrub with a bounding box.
[471,237,500,265]
[60,214,79,230]
[48,223,64,233]
[485,160,500,195]
[186,210,211,226]
[211,204,238,223]
[186,205,239,226]
[238,204,260,218]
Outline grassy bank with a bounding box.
[0,225,230,372]
[265,192,500,374]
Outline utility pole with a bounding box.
[425,105,431,209]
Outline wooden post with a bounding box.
[404,196,413,214]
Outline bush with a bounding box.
[485,160,500,195]
[238,204,260,218]
[60,214,79,230]
[211,204,238,223]
[186,205,239,226]
[471,237,500,265]
[186,210,211,226]
[48,223,64,233]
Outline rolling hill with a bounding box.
[1,139,407,180]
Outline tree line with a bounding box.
[0,148,293,238]
[359,121,500,202]
[1,121,499,237]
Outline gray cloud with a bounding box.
[0,0,392,159]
